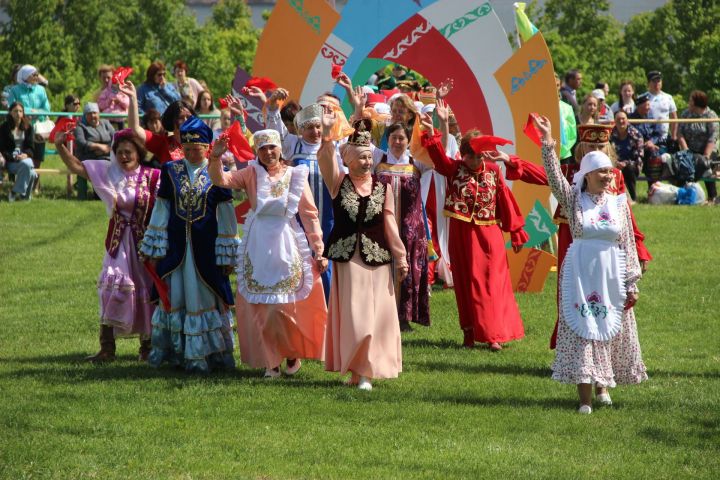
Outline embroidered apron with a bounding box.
[561,193,627,341]
[238,163,314,304]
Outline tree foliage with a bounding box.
[529,0,720,111]
[0,0,259,109]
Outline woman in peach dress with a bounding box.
[319,115,408,391]
[208,129,328,378]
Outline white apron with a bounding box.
[237,162,314,304]
[561,193,627,341]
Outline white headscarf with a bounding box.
[16,65,37,85]
[572,151,613,195]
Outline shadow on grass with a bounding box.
[402,337,466,350]
[407,358,550,378]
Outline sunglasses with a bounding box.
[156,72,166,77]
[72,101,81,106]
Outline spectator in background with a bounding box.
[630,93,664,186]
[212,109,238,172]
[172,60,203,107]
[610,80,636,115]
[136,61,180,115]
[560,69,582,117]
[592,89,614,124]
[122,80,194,164]
[1,64,22,110]
[8,65,51,167]
[194,90,221,131]
[0,102,37,201]
[141,109,164,168]
[578,94,598,125]
[281,100,302,136]
[678,90,718,203]
[611,110,644,202]
[74,102,116,199]
[595,81,610,98]
[644,71,677,142]
[96,64,129,130]
[63,95,81,116]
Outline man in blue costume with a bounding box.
[139,116,240,373]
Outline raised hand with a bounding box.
[266,88,289,110]
[336,72,352,92]
[437,78,454,99]
[533,114,552,141]
[420,112,434,132]
[224,95,244,117]
[210,136,229,159]
[350,85,366,112]
[243,86,267,105]
[482,150,510,164]
[118,80,136,98]
[435,98,449,123]
[321,111,337,139]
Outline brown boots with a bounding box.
[85,325,116,362]
[138,338,152,362]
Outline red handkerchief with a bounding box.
[246,76,277,92]
[49,117,77,143]
[225,121,255,161]
[331,63,342,79]
[218,97,229,109]
[470,135,513,154]
[523,112,543,147]
[144,260,170,310]
[112,66,133,85]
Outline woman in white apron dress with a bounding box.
[208,129,328,378]
[534,115,647,414]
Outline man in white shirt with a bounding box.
[644,70,678,142]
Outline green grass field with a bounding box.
[1,157,718,479]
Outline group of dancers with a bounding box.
[54,75,650,411]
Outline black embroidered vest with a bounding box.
[324,175,392,266]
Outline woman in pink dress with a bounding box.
[319,116,408,391]
[54,129,160,362]
[208,129,328,378]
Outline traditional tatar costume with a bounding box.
[266,103,337,302]
[85,129,161,361]
[503,124,652,348]
[139,116,239,373]
[541,144,647,387]
[208,129,327,377]
[320,122,407,389]
[373,124,431,329]
[422,130,528,348]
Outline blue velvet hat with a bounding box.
[180,115,213,145]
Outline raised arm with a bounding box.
[534,115,574,210]
[118,81,146,142]
[53,131,88,179]
[435,98,450,151]
[318,112,343,195]
[208,136,249,190]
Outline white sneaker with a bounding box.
[263,367,281,379]
[284,359,301,376]
[596,393,612,406]
[358,376,373,391]
[578,405,592,414]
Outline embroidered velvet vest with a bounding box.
[443,162,500,225]
[324,175,392,266]
[104,166,160,257]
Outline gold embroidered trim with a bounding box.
[365,182,385,222]
[442,210,500,225]
[243,252,303,294]
[340,180,359,221]
[327,234,357,260]
[360,234,391,262]
[269,169,291,198]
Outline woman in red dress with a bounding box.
[420,116,528,350]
